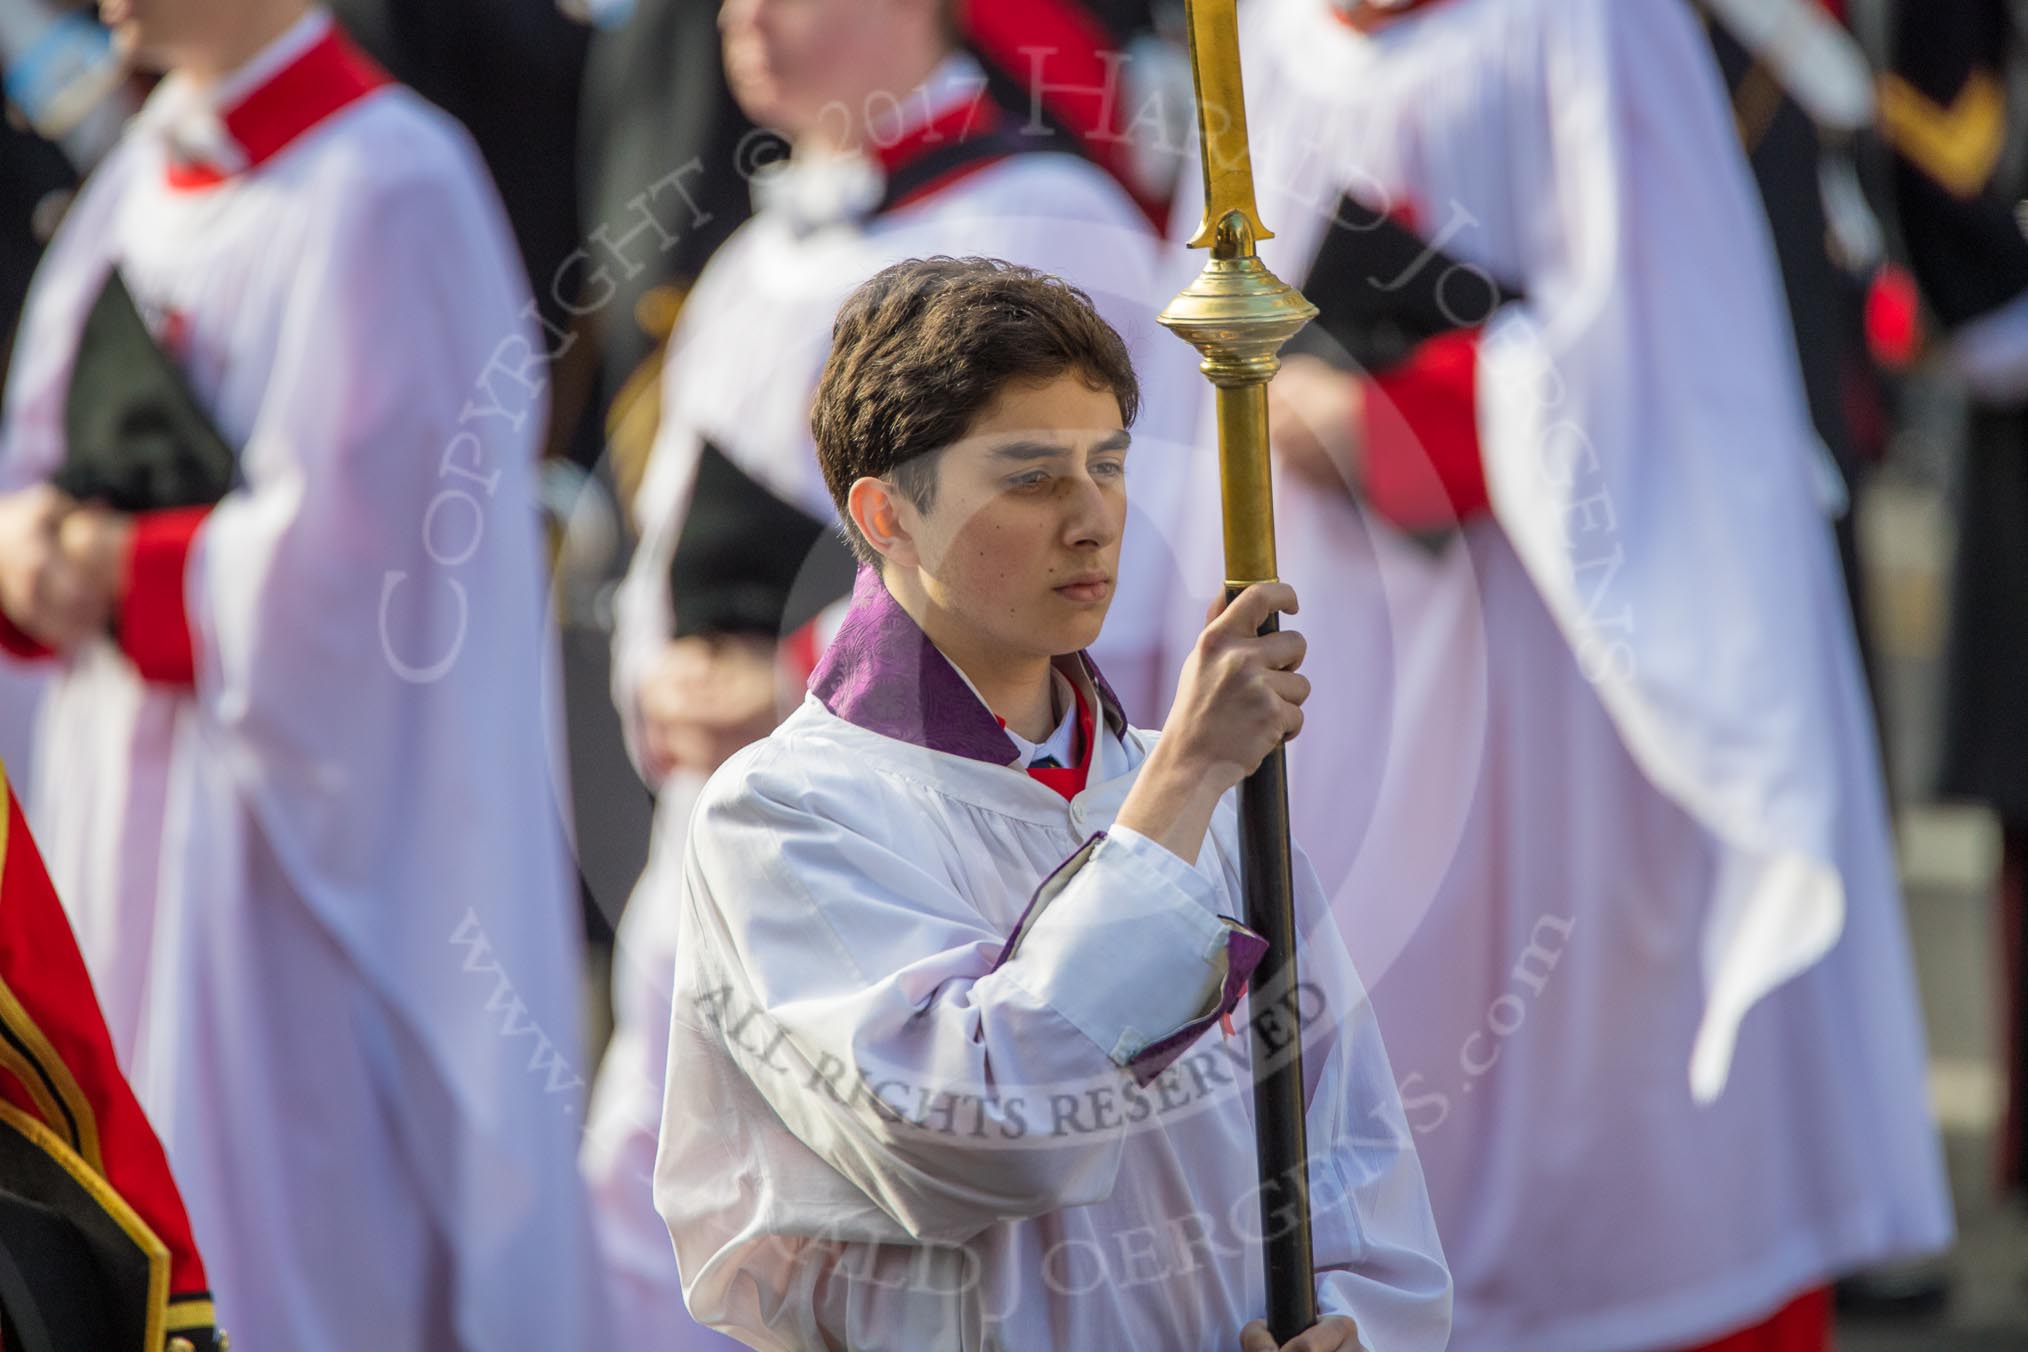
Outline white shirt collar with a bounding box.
[940,660,1093,772]
[1001,671,1082,769]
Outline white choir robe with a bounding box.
[651,567,1451,1350]
[1151,1,1953,1349]
[584,52,1202,1347]
[0,12,609,1350]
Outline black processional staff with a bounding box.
[1157,0,1322,1342]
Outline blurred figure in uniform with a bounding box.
[1882,0,2028,1218]
[0,761,224,1352]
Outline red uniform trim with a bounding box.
[1678,1286,1832,1352]
[1360,327,1491,531]
[165,25,391,191]
[873,94,1000,174]
[117,506,208,687]
[1332,0,1454,34]
[0,773,211,1299]
[874,97,1017,214]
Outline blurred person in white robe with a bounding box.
[1151,1,1954,1349]
[654,254,1450,1351]
[0,2,609,1348]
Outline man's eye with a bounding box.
[1092,459,1126,479]
[1009,472,1050,489]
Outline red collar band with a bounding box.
[165,26,390,191]
[1332,0,1449,33]
[870,96,1023,217]
[871,93,1002,176]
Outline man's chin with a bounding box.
[723,69,791,134]
[1042,606,1109,656]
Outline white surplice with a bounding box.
[0,13,607,1349]
[1149,1,1953,1348]
[651,569,1450,1350]
[585,54,1202,1348]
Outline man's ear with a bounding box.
[847,476,921,569]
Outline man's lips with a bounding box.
[1054,576,1112,603]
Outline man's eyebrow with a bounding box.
[989,440,1073,462]
[987,431,1132,461]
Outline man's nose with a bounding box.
[1061,473,1119,549]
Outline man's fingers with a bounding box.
[1238,1315,1360,1352]
[1214,581,1299,638]
[1246,628,1307,673]
[1278,1316,1362,1351]
[1264,669,1312,708]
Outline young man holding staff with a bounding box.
[653,255,1450,1352]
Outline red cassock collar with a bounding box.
[868,92,1017,217]
[1332,0,1451,33]
[164,25,390,191]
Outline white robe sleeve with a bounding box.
[1474,0,1865,1100]
[668,747,1249,1246]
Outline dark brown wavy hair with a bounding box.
[812,256,1140,566]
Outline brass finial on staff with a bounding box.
[1157,0,1320,1341]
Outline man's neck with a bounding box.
[885,570,1057,741]
[175,1,313,90]
[793,43,953,160]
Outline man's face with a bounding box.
[898,372,1130,662]
[100,0,212,70]
[101,0,277,73]
[718,0,920,137]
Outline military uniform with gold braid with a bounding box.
[0,763,224,1352]
[1883,0,2028,1199]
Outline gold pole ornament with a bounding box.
[1158,0,1322,1341]
[1159,0,1318,590]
